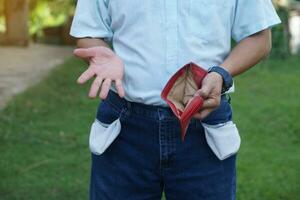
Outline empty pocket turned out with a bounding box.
[202,121,241,160]
[89,118,121,155]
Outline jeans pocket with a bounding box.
[199,97,240,160]
[90,100,126,155]
[202,96,232,125]
[202,121,241,160]
[96,100,122,124]
[89,119,122,155]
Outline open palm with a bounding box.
[74,47,125,99]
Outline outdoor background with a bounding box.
[0,0,299,199]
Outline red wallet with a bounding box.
[161,62,208,140]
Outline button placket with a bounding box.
[165,0,178,74]
[158,110,177,170]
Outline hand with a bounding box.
[193,72,223,120]
[74,46,125,99]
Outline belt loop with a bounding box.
[125,101,132,116]
[127,101,131,110]
[157,108,164,121]
[119,101,130,120]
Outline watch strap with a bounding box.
[208,66,233,93]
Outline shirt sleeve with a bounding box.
[70,0,112,41]
[232,0,281,42]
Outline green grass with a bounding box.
[0,57,299,199]
[232,57,300,200]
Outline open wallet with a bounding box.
[161,62,208,140]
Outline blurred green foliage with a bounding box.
[270,6,291,59]
[0,0,76,36]
[0,16,4,32]
[0,0,4,32]
[29,0,75,37]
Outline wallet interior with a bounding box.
[167,68,198,112]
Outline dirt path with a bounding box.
[0,44,73,109]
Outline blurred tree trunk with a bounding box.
[4,0,29,46]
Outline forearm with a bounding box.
[77,38,110,49]
[221,29,272,77]
[76,38,111,62]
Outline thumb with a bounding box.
[73,48,96,59]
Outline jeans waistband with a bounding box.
[105,90,179,121]
[105,90,229,122]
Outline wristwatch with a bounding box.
[208,66,233,94]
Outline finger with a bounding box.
[89,76,103,98]
[115,79,125,98]
[77,69,95,84]
[99,79,112,99]
[197,108,215,120]
[195,84,212,99]
[74,48,96,59]
[193,113,202,120]
[202,97,221,109]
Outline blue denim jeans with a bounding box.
[90,91,236,200]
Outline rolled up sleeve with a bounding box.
[70,0,112,41]
[232,0,281,42]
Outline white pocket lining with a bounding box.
[202,121,241,160]
[89,118,122,155]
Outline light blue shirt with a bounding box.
[70,0,281,106]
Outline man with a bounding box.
[70,0,281,199]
